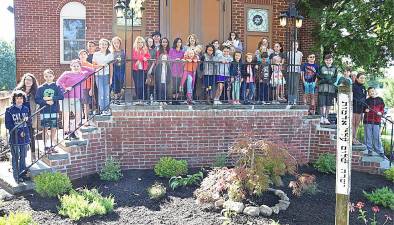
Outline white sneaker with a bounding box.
[324,118,331,124]
[320,117,325,124]
[102,110,111,116]
[214,100,222,105]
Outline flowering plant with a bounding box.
[350,201,392,225]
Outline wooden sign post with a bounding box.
[335,84,352,225]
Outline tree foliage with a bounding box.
[299,0,394,75]
[0,40,16,90]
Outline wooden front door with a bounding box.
[160,0,231,46]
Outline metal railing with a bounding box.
[0,64,110,182]
[115,59,303,105]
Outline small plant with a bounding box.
[351,201,392,225]
[99,157,123,182]
[212,153,228,168]
[147,182,166,200]
[363,187,394,210]
[34,172,72,198]
[383,167,394,182]
[58,188,115,221]
[219,208,237,225]
[169,171,203,190]
[269,220,281,225]
[314,153,336,174]
[289,173,318,197]
[0,211,36,225]
[154,157,188,178]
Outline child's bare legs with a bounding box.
[63,111,70,137]
[214,83,224,100]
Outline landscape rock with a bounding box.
[259,205,273,217]
[223,200,245,213]
[214,199,225,208]
[271,206,280,214]
[277,200,290,210]
[243,206,260,217]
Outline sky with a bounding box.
[0,0,15,42]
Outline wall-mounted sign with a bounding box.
[247,8,269,32]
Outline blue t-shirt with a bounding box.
[301,63,319,83]
[35,83,64,114]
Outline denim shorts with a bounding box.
[304,82,316,94]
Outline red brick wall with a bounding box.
[46,110,382,180]
[53,110,313,179]
[144,0,160,36]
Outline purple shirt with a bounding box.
[169,48,185,77]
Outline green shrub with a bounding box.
[99,157,123,182]
[147,182,166,200]
[383,167,394,182]
[58,188,115,221]
[314,153,336,174]
[0,211,36,225]
[169,172,203,190]
[154,157,188,178]
[212,153,227,168]
[363,187,394,210]
[34,172,72,198]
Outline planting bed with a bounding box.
[0,166,392,225]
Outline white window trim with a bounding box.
[60,2,86,64]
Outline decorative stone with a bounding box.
[271,206,280,214]
[223,200,245,213]
[277,200,290,210]
[214,199,225,208]
[274,190,286,198]
[282,195,290,201]
[259,205,273,217]
[243,206,260,217]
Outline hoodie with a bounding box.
[5,104,31,145]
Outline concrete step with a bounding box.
[361,149,393,171]
[0,162,34,194]
[29,159,53,177]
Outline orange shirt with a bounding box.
[183,55,199,72]
[81,61,96,89]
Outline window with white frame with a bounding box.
[60,2,86,64]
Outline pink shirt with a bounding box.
[56,67,95,99]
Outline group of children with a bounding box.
[4,32,389,183]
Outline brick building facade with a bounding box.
[14,0,316,83]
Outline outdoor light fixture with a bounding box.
[279,13,287,27]
[114,0,126,18]
[295,15,304,28]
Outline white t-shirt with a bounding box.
[93,52,114,75]
[287,51,303,73]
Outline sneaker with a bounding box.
[214,100,222,105]
[324,118,331,125]
[102,110,111,116]
[367,151,373,156]
[320,117,325,124]
[379,153,388,159]
[70,132,80,140]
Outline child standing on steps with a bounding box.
[242,53,256,104]
[111,36,126,105]
[229,51,243,104]
[5,91,31,183]
[301,54,319,115]
[364,87,386,158]
[180,49,199,104]
[35,69,64,153]
[213,45,232,104]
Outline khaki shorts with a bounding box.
[61,98,81,113]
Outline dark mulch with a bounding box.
[0,165,392,225]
